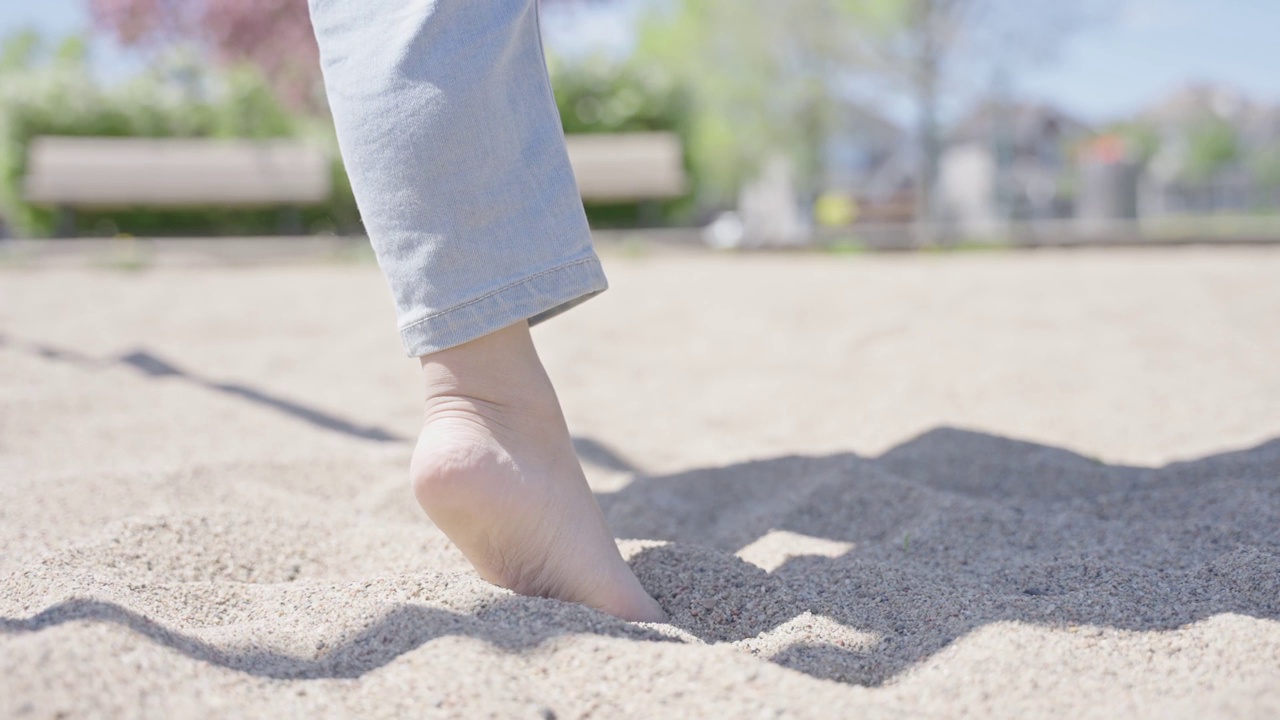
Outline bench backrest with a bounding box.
[23,137,332,208]
[23,132,686,208]
[565,132,686,202]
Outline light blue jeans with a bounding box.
[308,0,607,356]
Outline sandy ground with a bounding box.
[2,244,1279,718]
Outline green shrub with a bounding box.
[1184,118,1240,184]
[0,33,359,238]
[0,32,694,237]
[548,53,695,226]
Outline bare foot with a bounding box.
[409,322,666,622]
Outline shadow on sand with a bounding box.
[2,337,650,461]
[1,335,404,443]
[3,427,1276,686]
[4,336,1276,685]
[603,428,1280,684]
[0,596,675,680]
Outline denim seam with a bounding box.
[398,255,598,333]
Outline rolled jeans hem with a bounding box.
[397,255,608,357]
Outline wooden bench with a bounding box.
[21,132,684,236]
[23,136,332,235]
[564,132,686,202]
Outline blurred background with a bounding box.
[1,0,1279,248]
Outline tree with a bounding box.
[845,0,1102,225]
[88,0,322,111]
[632,0,879,204]
[630,0,1098,223]
[1184,117,1239,183]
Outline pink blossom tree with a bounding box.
[89,0,594,111]
[88,0,322,111]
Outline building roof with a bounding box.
[1140,83,1280,144]
[948,101,1091,148]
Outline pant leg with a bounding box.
[308,0,606,356]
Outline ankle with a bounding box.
[419,323,564,429]
[420,323,560,413]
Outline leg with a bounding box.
[309,0,664,621]
[310,0,607,355]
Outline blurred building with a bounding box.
[1077,135,1140,232]
[823,104,915,224]
[938,102,1089,235]
[1141,83,1280,217]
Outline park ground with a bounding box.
[2,244,1278,718]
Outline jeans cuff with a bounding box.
[397,255,608,356]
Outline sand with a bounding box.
[1,244,1278,718]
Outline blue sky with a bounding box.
[1017,0,1280,119]
[6,0,1280,123]
[2,0,142,76]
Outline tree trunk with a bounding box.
[913,0,941,244]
